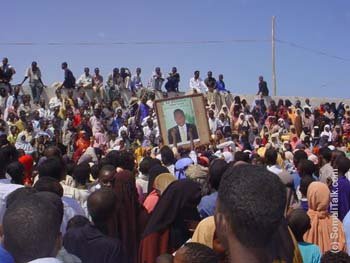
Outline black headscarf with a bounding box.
[147,165,169,194]
[142,179,201,249]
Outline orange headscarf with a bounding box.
[304,182,346,253]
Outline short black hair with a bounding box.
[139,157,154,175]
[335,156,350,176]
[264,148,278,166]
[118,151,135,172]
[319,147,332,162]
[6,161,24,184]
[287,209,310,242]
[297,159,316,177]
[67,215,90,231]
[293,150,308,167]
[217,164,286,248]
[73,161,91,186]
[87,189,116,232]
[38,157,65,181]
[234,151,250,163]
[6,187,38,209]
[209,159,228,190]
[34,176,64,197]
[180,242,219,263]
[3,193,62,263]
[321,251,349,263]
[300,175,315,197]
[160,146,175,166]
[173,109,185,117]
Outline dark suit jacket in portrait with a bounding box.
[167,123,199,144]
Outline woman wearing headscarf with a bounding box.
[73,131,90,162]
[294,109,303,138]
[112,170,149,263]
[139,179,201,263]
[146,165,169,195]
[143,173,176,214]
[320,124,332,143]
[304,182,346,253]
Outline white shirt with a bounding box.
[25,67,42,82]
[143,125,160,139]
[77,73,93,86]
[49,97,62,110]
[178,124,187,142]
[28,258,62,263]
[189,77,207,93]
[267,165,283,175]
[208,117,219,134]
[0,183,24,224]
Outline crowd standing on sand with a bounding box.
[1,57,350,262]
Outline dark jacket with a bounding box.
[167,123,199,144]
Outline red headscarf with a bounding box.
[18,154,33,186]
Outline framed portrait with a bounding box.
[154,94,210,147]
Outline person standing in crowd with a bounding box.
[131,67,143,94]
[20,61,45,105]
[60,62,76,90]
[0,57,16,93]
[76,67,93,90]
[189,70,207,93]
[257,75,269,97]
[92,67,104,101]
[204,71,216,91]
[165,67,180,93]
[151,67,164,91]
[216,74,227,92]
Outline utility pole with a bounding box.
[272,16,277,96]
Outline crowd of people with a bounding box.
[0,56,350,262]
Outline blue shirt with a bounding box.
[0,245,14,263]
[139,103,149,122]
[198,192,218,218]
[215,80,226,92]
[298,242,321,263]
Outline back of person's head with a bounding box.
[300,175,315,197]
[34,176,64,197]
[90,163,100,180]
[105,150,121,168]
[209,159,229,191]
[44,146,62,159]
[264,148,278,166]
[6,187,38,209]
[118,150,135,172]
[287,209,310,242]
[3,193,62,263]
[6,161,24,184]
[234,151,250,163]
[87,188,116,229]
[73,161,91,186]
[321,250,350,263]
[297,159,316,177]
[139,157,154,175]
[319,147,332,163]
[66,215,90,231]
[174,242,219,263]
[293,150,308,167]
[38,157,65,181]
[216,164,286,248]
[335,156,350,176]
[160,146,175,166]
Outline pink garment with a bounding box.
[93,132,107,150]
[143,190,159,214]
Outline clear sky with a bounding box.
[2,0,350,98]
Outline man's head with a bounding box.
[155,67,161,74]
[98,165,115,188]
[219,74,223,81]
[38,157,65,181]
[94,67,100,75]
[173,242,218,263]
[172,67,177,74]
[3,193,63,263]
[160,146,175,166]
[61,62,68,70]
[259,76,264,82]
[293,150,308,168]
[87,188,116,234]
[73,161,91,186]
[34,176,64,197]
[207,71,213,78]
[209,159,228,191]
[2,57,8,65]
[287,208,311,242]
[136,67,141,75]
[31,61,37,68]
[84,67,89,75]
[264,148,278,166]
[173,109,186,126]
[215,164,286,251]
[194,70,200,79]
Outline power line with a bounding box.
[276,39,350,62]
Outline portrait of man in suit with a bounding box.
[167,109,199,144]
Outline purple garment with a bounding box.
[332,176,350,221]
[139,103,149,121]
